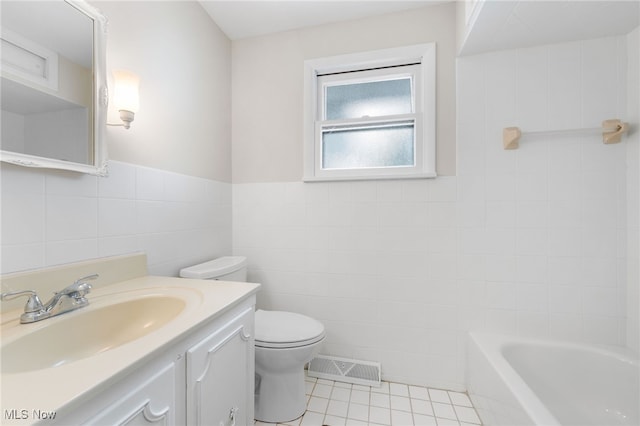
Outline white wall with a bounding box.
[93,1,232,182]
[232,3,457,182]
[233,33,634,389]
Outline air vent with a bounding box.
[308,355,381,387]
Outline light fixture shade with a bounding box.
[112,69,140,113]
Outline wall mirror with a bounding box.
[0,0,108,176]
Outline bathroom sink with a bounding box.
[1,295,185,374]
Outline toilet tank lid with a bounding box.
[179,256,247,279]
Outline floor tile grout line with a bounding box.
[293,376,482,426]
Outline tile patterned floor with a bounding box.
[256,375,482,426]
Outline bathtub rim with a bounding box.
[467,332,639,426]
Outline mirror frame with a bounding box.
[0,0,109,176]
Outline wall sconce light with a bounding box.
[108,69,139,130]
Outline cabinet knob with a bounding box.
[229,407,239,426]
[219,407,239,426]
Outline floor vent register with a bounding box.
[307,355,381,387]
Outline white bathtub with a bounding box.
[466,333,639,425]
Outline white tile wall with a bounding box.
[233,178,464,390]
[457,35,629,346]
[233,33,635,390]
[1,160,231,276]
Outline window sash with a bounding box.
[319,116,417,170]
[314,114,424,179]
[317,64,420,121]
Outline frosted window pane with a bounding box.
[322,124,414,170]
[325,78,412,120]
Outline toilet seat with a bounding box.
[255,310,325,349]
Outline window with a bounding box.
[304,44,436,181]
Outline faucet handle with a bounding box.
[0,290,44,313]
[75,274,99,284]
[59,274,98,297]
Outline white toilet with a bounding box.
[179,256,325,424]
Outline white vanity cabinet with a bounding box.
[186,306,255,426]
[48,296,256,426]
[84,362,177,425]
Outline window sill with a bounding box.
[302,172,437,183]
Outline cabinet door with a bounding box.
[84,362,176,425]
[186,307,254,426]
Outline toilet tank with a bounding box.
[179,256,247,281]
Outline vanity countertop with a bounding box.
[0,275,260,424]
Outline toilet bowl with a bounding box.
[179,256,325,423]
[254,309,325,423]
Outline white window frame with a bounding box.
[304,43,436,182]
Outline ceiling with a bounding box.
[198,1,444,40]
[460,0,639,55]
[201,0,639,55]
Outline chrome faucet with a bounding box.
[0,274,97,324]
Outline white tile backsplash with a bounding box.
[45,239,99,267]
[1,193,44,245]
[98,198,137,237]
[135,166,166,201]
[97,161,136,199]
[1,165,45,194]
[1,160,231,276]
[45,170,98,197]
[45,196,98,241]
